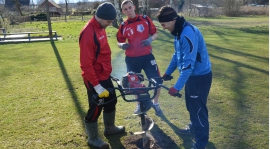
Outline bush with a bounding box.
[223,0,242,16]
[239,6,269,16]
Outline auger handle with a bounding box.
[159,84,182,98]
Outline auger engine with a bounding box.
[121,72,147,94]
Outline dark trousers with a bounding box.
[125,53,162,84]
[185,71,212,149]
[84,77,117,123]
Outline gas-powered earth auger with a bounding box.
[92,72,181,149]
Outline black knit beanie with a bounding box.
[96,2,116,20]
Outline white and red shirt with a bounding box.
[117,14,157,57]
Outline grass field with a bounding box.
[0,16,268,149]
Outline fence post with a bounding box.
[28,33,31,41]
[54,32,58,40]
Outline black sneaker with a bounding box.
[178,123,194,135]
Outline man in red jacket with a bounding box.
[117,0,163,116]
[79,2,125,149]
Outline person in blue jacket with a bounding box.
[157,5,212,149]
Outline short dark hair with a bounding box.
[156,5,176,18]
[121,0,133,8]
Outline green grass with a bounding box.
[0,16,268,148]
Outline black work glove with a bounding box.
[163,74,173,81]
[119,43,130,50]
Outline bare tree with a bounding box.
[170,0,175,9]
[112,0,123,28]
[0,0,4,28]
[149,0,167,11]
[223,0,243,16]
[12,0,23,16]
[141,0,150,17]
[170,0,181,12]
[133,0,139,14]
[77,0,90,21]
[196,0,216,16]
[92,1,101,10]
[141,0,147,15]
[243,0,249,5]
[186,0,194,16]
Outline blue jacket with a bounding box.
[166,21,211,91]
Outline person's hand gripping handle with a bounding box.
[94,84,109,98]
[162,74,173,81]
[119,43,130,50]
[168,87,181,98]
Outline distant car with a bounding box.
[30,13,47,21]
[249,3,257,6]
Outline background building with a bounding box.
[5,0,30,8]
[38,0,62,17]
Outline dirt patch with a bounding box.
[122,115,176,149]
[122,114,162,149]
[123,134,162,149]
[122,131,180,149]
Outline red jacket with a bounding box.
[117,14,157,57]
[79,17,112,86]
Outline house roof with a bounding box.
[48,0,61,8]
[40,0,61,8]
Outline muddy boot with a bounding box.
[85,122,109,149]
[103,111,125,136]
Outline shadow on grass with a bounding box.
[158,114,216,149]
[150,124,181,149]
[106,132,127,149]
[50,40,85,125]
[208,44,268,75]
[238,27,269,35]
[158,114,193,149]
[207,43,268,61]
[189,19,268,35]
[209,44,268,148]
[50,41,128,148]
